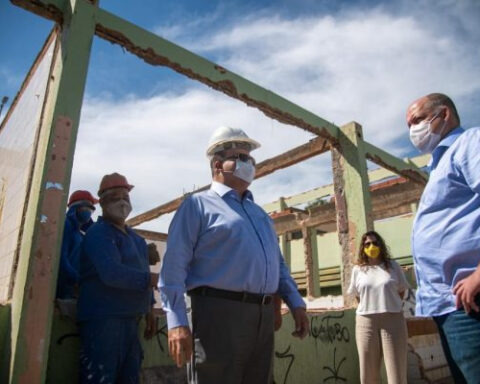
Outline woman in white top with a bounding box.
[348,231,409,384]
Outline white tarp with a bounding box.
[0,35,55,302]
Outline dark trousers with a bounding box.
[433,301,480,384]
[188,295,274,384]
[79,317,143,384]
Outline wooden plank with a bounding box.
[364,141,428,185]
[127,136,330,227]
[133,228,168,242]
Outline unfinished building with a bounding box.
[0,0,452,383]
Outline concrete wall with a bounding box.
[43,308,360,384]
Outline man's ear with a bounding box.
[440,105,449,121]
[213,159,223,174]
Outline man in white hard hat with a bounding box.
[160,126,309,384]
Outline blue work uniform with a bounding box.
[77,217,152,384]
[56,206,93,299]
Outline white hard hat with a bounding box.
[206,126,261,157]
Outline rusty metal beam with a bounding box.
[127,136,330,227]
[364,141,428,185]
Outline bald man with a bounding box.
[407,93,480,383]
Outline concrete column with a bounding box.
[331,122,373,307]
[9,1,97,382]
[302,225,320,299]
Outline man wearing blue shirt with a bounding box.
[77,173,158,384]
[160,126,309,384]
[407,93,480,383]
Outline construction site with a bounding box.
[0,0,456,383]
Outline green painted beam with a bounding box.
[263,185,335,213]
[364,141,428,185]
[331,122,373,307]
[93,8,339,140]
[308,227,320,297]
[9,1,96,382]
[263,153,429,213]
[11,0,65,23]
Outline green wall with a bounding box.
[41,308,361,384]
[290,213,415,274]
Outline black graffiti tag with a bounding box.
[275,344,295,384]
[154,318,168,352]
[323,346,347,383]
[310,312,350,344]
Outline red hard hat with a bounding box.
[98,173,134,196]
[68,190,99,208]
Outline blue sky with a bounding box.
[1,0,480,231]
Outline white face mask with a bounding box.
[104,200,132,221]
[409,112,445,154]
[233,160,256,184]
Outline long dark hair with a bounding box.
[356,230,392,270]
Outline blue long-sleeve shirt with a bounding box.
[56,206,93,299]
[412,126,480,316]
[160,181,305,329]
[77,217,152,321]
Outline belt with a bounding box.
[188,286,273,305]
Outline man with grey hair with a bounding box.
[407,93,480,383]
[160,126,309,384]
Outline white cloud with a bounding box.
[71,0,480,231]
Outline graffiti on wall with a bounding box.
[404,288,416,317]
[310,312,351,345]
[274,311,353,384]
[322,347,347,383]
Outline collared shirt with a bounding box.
[77,216,152,321]
[412,126,480,316]
[159,181,305,329]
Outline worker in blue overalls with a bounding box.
[77,173,158,384]
[56,190,97,299]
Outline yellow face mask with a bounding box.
[364,244,380,259]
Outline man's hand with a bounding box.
[168,326,193,367]
[150,272,159,288]
[144,310,157,340]
[291,307,309,339]
[453,270,480,313]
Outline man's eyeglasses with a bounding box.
[364,241,379,247]
[222,153,256,165]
